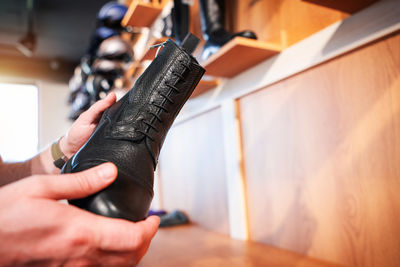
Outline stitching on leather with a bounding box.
[106,47,182,141]
[105,40,204,148]
[145,55,191,134]
[141,56,190,167]
[119,40,181,125]
[144,58,204,167]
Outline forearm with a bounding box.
[0,160,32,186]
[0,146,60,186]
[30,145,61,175]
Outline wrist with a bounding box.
[59,136,74,159]
[51,137,70,169]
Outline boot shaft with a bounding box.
[105,38,205,166]
[199,0,226,39]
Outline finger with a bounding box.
[92,215,160,252]
[135,216,160,240]
[29,163,117,200]
[78,92,117,124]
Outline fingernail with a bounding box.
[98,163,116,180]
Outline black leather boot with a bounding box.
[62,34,205,222]
[199,0,257,60]
[172,0,190,45]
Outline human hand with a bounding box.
[0,163,160,266]
[60,93,117,158]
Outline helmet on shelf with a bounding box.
[87,26,120,60]
[69,66,83,93]
[97,2,128,30]
[96,36,133,63]
[91,58,125,78]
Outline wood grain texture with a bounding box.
[158,108,230,234]
[239,32,400,266]
[203,37,281,78]
[177,0,400,122]
[302,0,379,13]
[139,225,339,267]
[232,0,378,48]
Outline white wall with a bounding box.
[37,80,72,150]
[0,75,72,153]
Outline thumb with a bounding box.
[29,163,118,200]
[78,92,116,125]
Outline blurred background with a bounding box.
[0,0,128,161]
[1,1,399,266]
[0,0,110,73]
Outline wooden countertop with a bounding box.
[139,225,338,267]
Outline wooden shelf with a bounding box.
[139,225,337,266]
[123,62,138,89]
[124,61,138,78]
[121,0,166,28]
[139,37,169,61]
[202,37,281,78]
[302,0,378,14]
[190,78,220,98]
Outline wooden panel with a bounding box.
[203,37,281,78]
[158,108,230,234]
[188,0,203,42]
[139,225,338,267]
[178,0,400,118]
[302,0,379,14]
[232,0,378,48]
[239,32,400,266]
[122,0,164,28]
[190,78,220,98]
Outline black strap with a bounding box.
[181,33,200,55]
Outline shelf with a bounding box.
[202,37,281,78]
[139,37,169,61]
[139,225,336,266]
[121,0,166,28]
[190,78,220,98]
[123,62,138,89]
[302,0,379,14]
[125,61,138,79]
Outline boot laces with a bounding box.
[149,41,167,58]
[141,57,191,141]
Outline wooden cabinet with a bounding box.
[240,32,400,266]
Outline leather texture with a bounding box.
[62,38,205,222]
[199,0,257,60]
